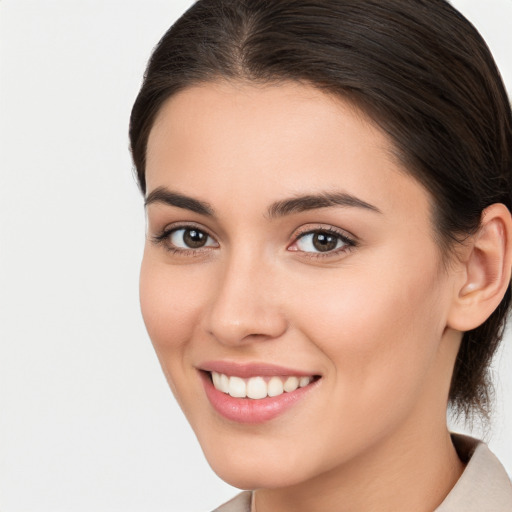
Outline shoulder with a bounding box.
[211,491,252,512]
[436,434,512,512]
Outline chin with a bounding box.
[207,457,308,490]
[197,432,320,490]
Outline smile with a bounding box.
[199,364,321,424]
[210,372,314,400]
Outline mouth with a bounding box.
[198,363,321,424]
[208,371,319,399]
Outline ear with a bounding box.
[447,203,512,332]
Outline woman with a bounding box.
[129,1,512,510]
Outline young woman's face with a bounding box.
[141,81,460,489]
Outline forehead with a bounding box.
[145,80,430,221]
[147,80,387,166]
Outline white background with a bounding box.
[0,1,511,511]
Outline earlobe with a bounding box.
[448,203,512,332]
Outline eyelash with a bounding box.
[151,224,357,259]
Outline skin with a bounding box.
[140,80,483,512]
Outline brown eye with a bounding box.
[293,230,350,254]
[183,229,207,248]
[169,228,217,249]
[312,232,339,252]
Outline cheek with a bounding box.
[139,252,218,421]
[292,249,448,413]
[139,252,207,372]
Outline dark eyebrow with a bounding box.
[267,192,381,218]
[145,187,214,216]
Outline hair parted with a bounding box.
[129,0,512,419]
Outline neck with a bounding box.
[253,423,464,512]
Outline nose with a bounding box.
[203,252,288,346]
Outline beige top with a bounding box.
[213,435,512,512]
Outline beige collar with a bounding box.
[435,434,512,511]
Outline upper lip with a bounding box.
[198,360,319,378]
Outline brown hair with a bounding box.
[129,0,512,418]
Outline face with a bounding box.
[141,81,460,489]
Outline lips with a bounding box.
[199,361,321,423]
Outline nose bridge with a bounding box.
[204,246,286,345]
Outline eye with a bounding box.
[152,225,219,253]
[168,227,218,249]
[289,229,354,254]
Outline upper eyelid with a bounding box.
[291,224,357,243]
[155,221,216,238]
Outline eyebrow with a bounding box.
[266,192,381,218]
[144,187,381,218]
[145,187,214,216]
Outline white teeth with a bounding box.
[299,376,311,388]
[210,372,315,399]
[212,371,222,390]
[267,376,284,397]
[228,376,246,398]
[219,373,230,393]
[284,376,299,392]
[246,377,267,399]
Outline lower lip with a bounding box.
[200,372,319,424]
